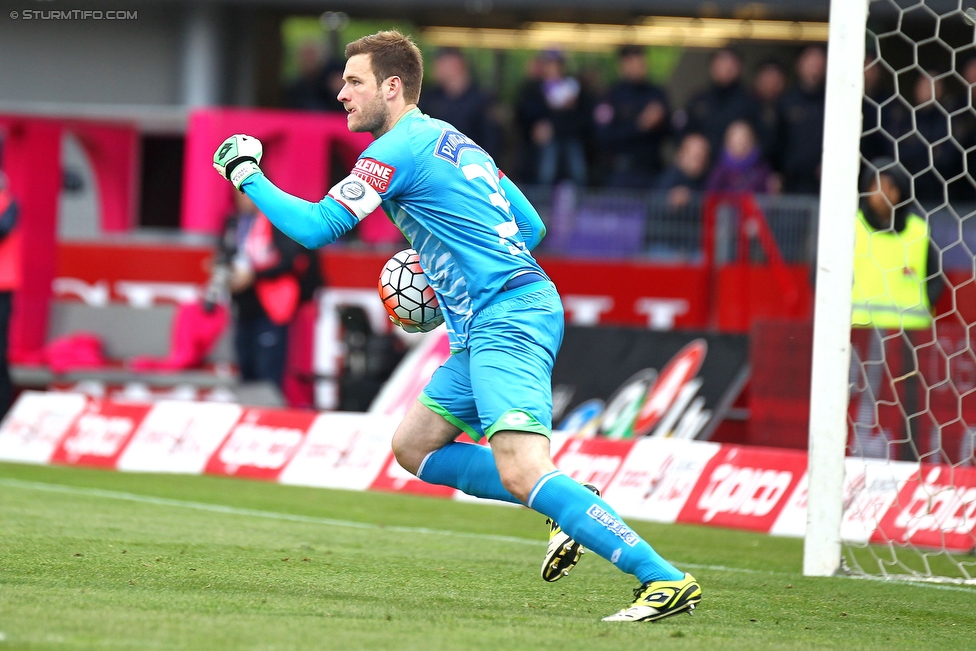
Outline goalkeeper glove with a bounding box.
[389,313,444,334]
[389,315,423,334]
[213,134,263,191]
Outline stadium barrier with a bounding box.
[2,390,972,553]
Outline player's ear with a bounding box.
[386,76,401,99]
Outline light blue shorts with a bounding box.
[420,282,564,441]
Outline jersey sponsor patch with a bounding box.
[433,129,485,167]
[352,158,396,193]
[328,174,382,221]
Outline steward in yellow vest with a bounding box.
[852,160,942,330]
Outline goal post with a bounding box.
[804,0,869,578]
[805,1,976,584]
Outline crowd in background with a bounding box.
[284,42,976,207]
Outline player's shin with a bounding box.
[527,471,684,583]
[417,442,522,505]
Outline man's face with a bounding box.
[619,53,646,82]
[754,66,785,103]
[678,135,710,178]
[710,51,741,87]
[867,174,900,225]
[797,47,826,89]
[338,54,390,134]
[434,54,465,85]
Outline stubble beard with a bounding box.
[350,92,390,136]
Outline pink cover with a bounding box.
[129,301,228,371]
[44,332,107,373]
[0,115,140,361]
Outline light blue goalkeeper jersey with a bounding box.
[243,108,549,351]
[359,109,547,349]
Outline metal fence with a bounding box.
[524,185,822,265]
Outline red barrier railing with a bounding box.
[702,192,813,331]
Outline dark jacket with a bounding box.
[681,82,759,155]
[598,80,670,175]
[890,104,963,205]
[656,166,708,193]
[421,83,501,159]
[778,84,826,194]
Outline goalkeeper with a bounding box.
[213,30,700,622]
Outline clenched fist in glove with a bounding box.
[213,134,263,191]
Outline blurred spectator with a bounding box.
[955,57,976,201]
[656,132,711,207]
[778,45,827,194]
[855,158,942,319]
[593,45,670,188]
[286,42,345,112]
[963,56,976,104]
[891,71,963,206]
[676,48,759,155]
[219,192,317,390]
[861,54,894,162]
[420,48,500,158]
[513,55,547,182]
[751,60,786,170]
[515,50,590,186]
[0,172,20,418]
[850,158,943,458]
[320,59,348,112]
[706,120,775,194]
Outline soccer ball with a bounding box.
[378,249,444,332]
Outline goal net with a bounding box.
[808,0,976,584]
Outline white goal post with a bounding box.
[804,0,869,577]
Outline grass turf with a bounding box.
[0,461,973,650]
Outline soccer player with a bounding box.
[212,30,700,622]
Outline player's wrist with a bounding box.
[229,160,261,191]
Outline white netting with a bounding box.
[841,0,976,584]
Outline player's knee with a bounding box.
[498,473,531,503]
[391,430,423,476]
[491,431,555,502]
[496,464,534,503]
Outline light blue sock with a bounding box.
[417,442,522,505]
[528,470,684,583]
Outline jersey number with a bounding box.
[461,162,527,256]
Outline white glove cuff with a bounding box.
[230,160,261,190]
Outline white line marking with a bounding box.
[0,477,539,548]
[2,477,974,594]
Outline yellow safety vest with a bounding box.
[851,210,932,330]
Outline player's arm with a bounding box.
[241,174,371,249]
[499,173,546,250]
[213,134,380,250]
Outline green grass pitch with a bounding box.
[1,461,973,650]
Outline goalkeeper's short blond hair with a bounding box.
[345,30,424,105]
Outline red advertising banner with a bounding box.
[53,243,714,328]
[0,391,88,463]
[370,450,457,498]
[551,436,638,491]
[873,465,976,552]
[50,400,151,468]
[204,408,318,481]
[678,445,807,532]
